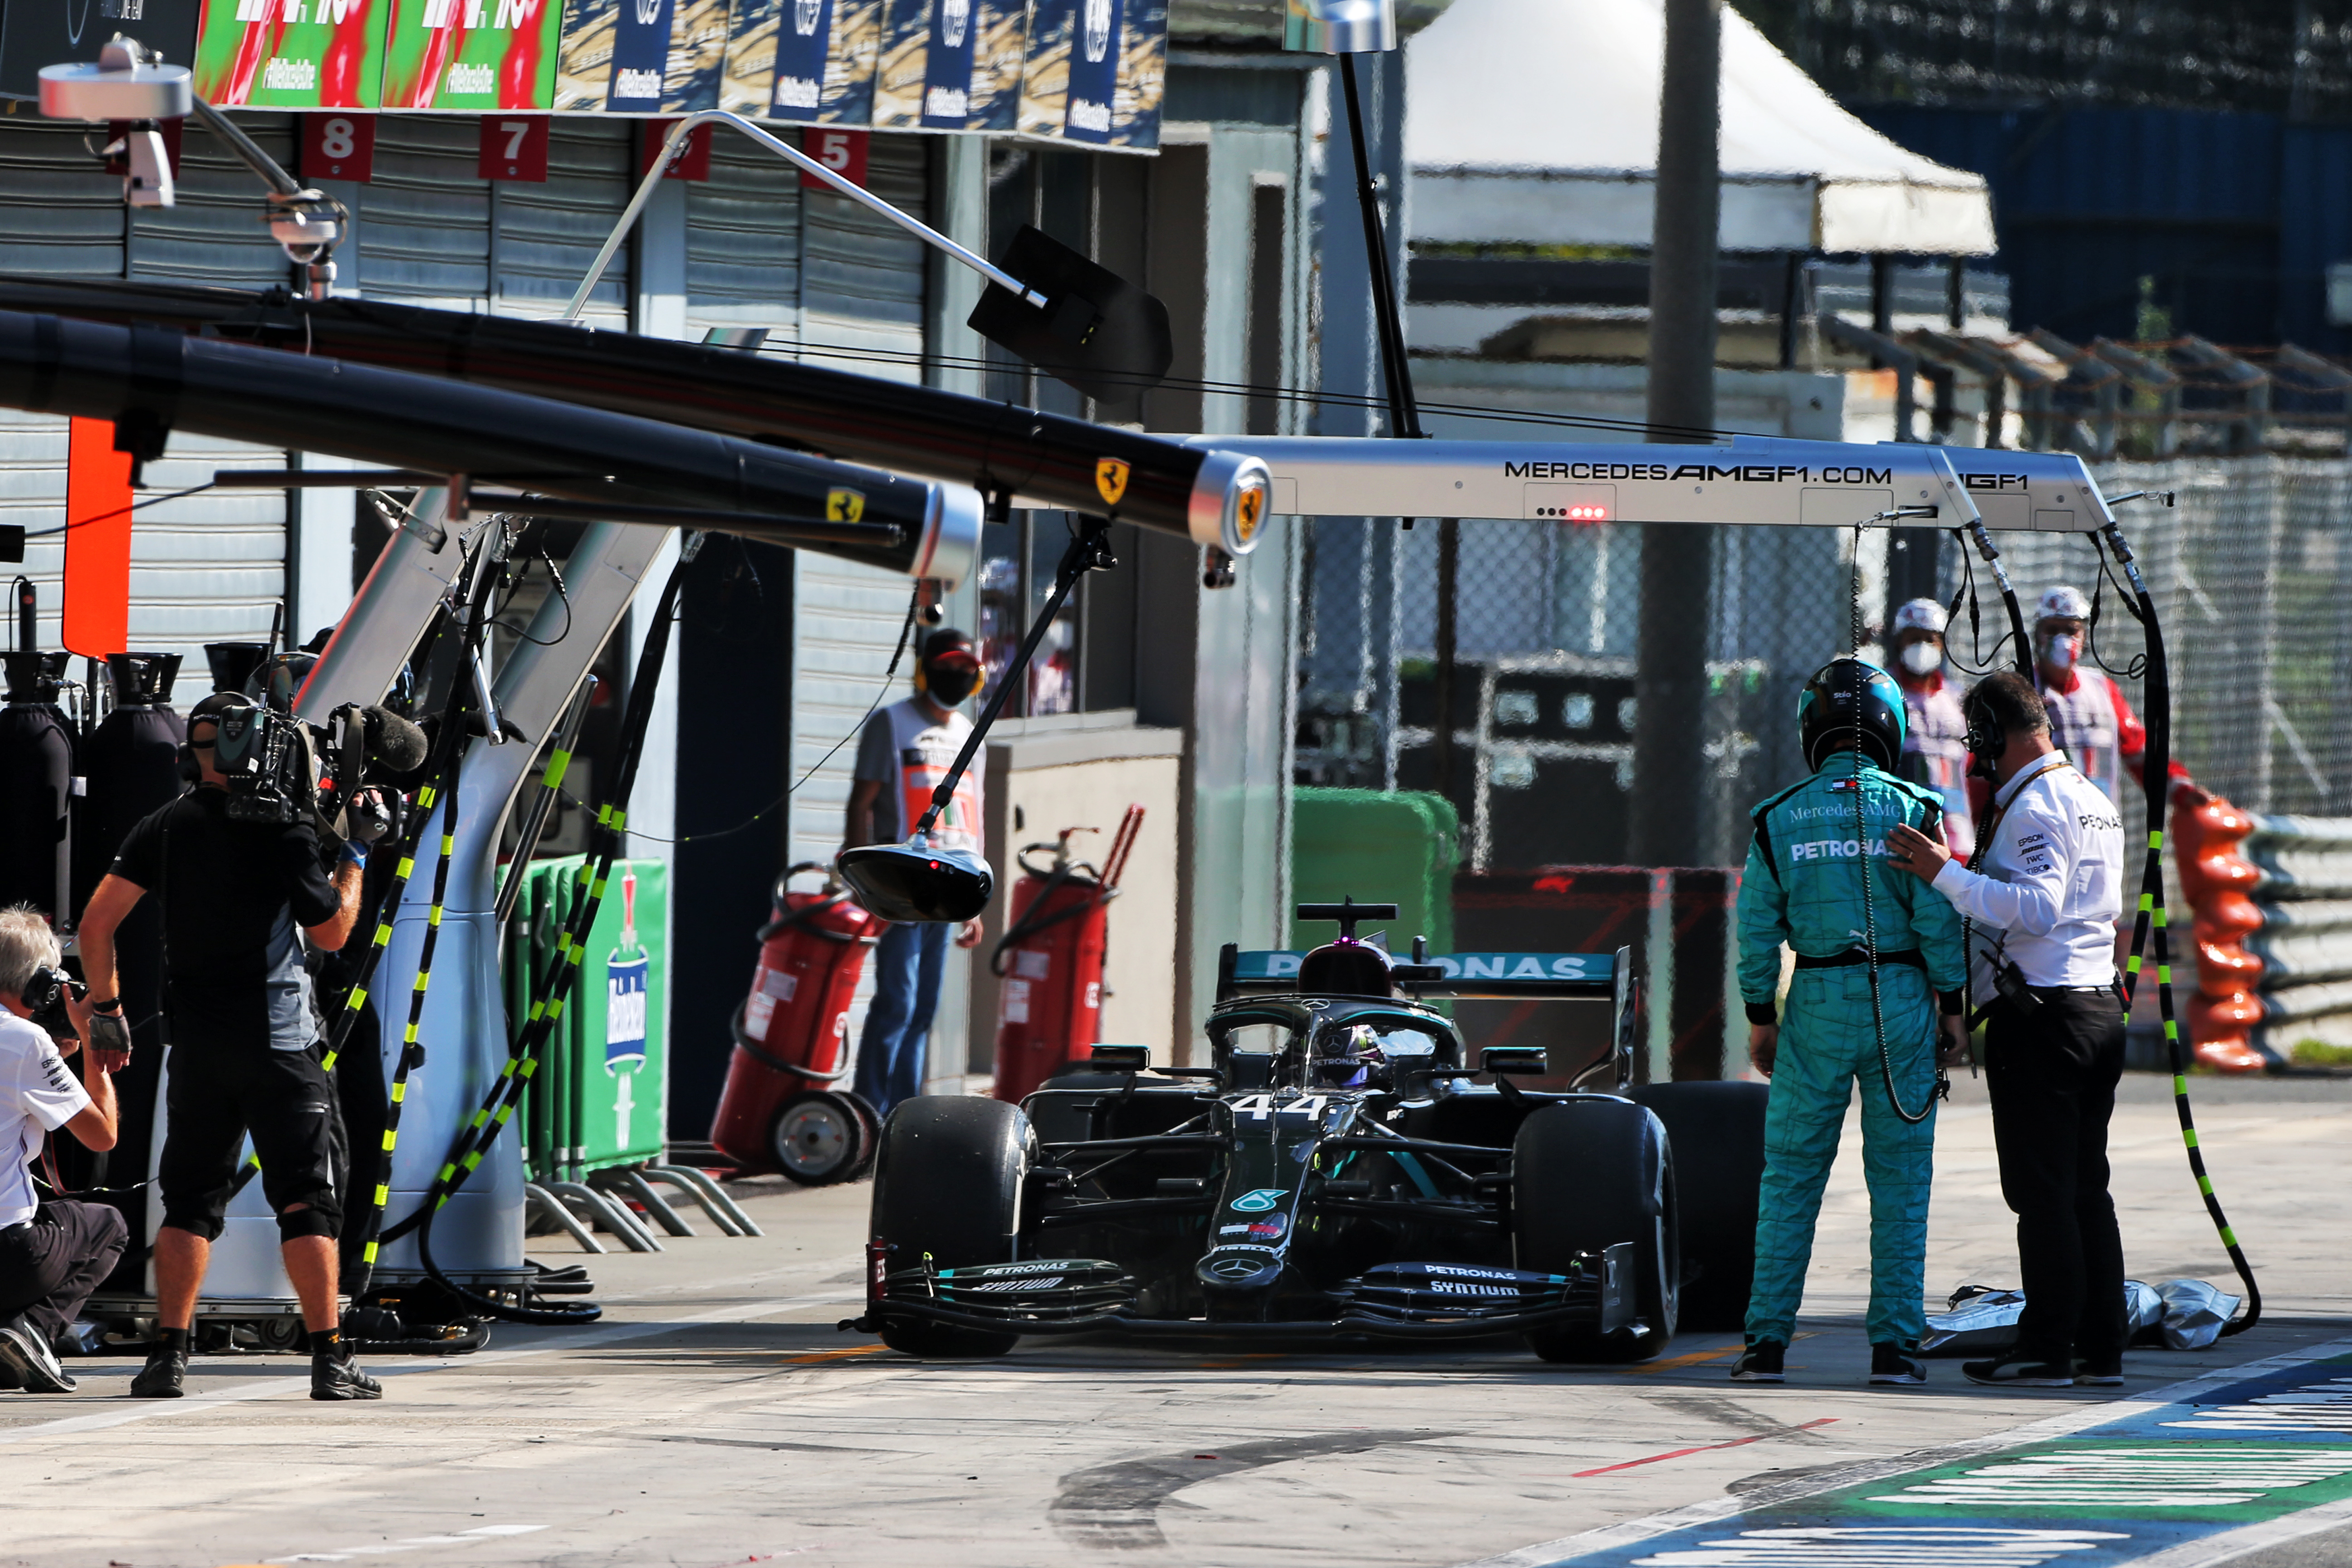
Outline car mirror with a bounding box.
[1091,1045,1151,1072]
[1481,1046,1548,1077]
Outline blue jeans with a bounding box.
[854,920,950,1121]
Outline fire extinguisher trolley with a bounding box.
[710,862,883,1183]
[990,806,1144,1103]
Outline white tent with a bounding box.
[1405,0,1996,255]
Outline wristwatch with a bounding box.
[92,997,122,1015]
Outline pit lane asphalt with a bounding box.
[2,1072,2346,1568]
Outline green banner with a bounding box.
[191,0,387,106]
[381,0,563,109]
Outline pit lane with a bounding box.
[1,1073,2344,1568]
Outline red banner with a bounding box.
[63,418,134,658]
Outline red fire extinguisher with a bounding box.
[710,862,882,1184]
[991,806,1144,1104]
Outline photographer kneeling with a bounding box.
[0,906,122,1394]
[1888,671,2129,1389]
[77,691,390,1402]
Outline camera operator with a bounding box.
[76,691,392,1403]
[0,906,122,1395]
[1888,670,2130,1390]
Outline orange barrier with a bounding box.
[2173,794,2270,1073]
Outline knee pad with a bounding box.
[160,1209,228,1244]
[276,1196,342,1243]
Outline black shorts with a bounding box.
[158,1038,346,1243]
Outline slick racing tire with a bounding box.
[771,1091,868,1186]
[869,1096,1032,1359]
[1628,1081,1768,1333]
[1513,1098,1679,1363]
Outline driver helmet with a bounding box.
[1797,657,1907,773]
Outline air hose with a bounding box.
[2097,519,2262,1336]
[1849,520,1938,1125]
[382,553,691,1324]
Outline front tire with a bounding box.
[869,1097,1031,1357]
[1513,1098,1678,1363]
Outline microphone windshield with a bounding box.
[364,706,431,772]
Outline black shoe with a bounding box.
[1870,1343,1926,1385]
[2074,1355,2125,1387]
[1731,1339,1785,1382]
[311,1352,383,1401]
[130,1349,186,1399]
[1963,1352,2075,1387]
[0,1314,74,1393]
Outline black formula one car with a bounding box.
[849,900,1769,1361]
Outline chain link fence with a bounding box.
[1296,454,2352,872]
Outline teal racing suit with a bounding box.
[1737,759,1965,1350]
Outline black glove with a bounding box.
[89,1009,132,1058]
[345,786,397,846]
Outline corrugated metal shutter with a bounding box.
[0,117,288,663]
[356,116,491,308]
[798,132,927,378]
[683,130,803,344]
[494,120,632,327]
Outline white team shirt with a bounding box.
[1930,751,2126,990]
[1,1010,89,1227]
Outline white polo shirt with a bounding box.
[1,1010,88,1227]
[1930,751,2127,991]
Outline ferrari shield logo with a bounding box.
[827,487,866,522]
[1235,483,1266,544]
[1094,457,1130,507]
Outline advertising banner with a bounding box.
[1017,0,1163,150]
[380,0,563,109]
[555,0,727,112]
[869,0,1022,132]
[0,0,199,101]
[190,0,387,107]
[719,0,881,122]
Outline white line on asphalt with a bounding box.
[276,1523,550,1561]
[0,1292,863,1450]
[2124,1494,2352,1568]
[1450,1336,2352,1568]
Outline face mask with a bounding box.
[926,663,980,705]
[1899,642,1941,676]
[2039,632,2079,672]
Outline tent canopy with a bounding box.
[1405,0,1996,256]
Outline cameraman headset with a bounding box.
[76,689,395,1402]
[0,904,122,1395]
[1888,671,2130,1389]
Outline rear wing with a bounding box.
[1215,942,1643,1089]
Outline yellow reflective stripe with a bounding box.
[2125,956,2143,974]
[417,785,438,807]
[590,878,608,898]
[547,999,566,1019]
[519,1058,539,1079]
[494,1103,516,1124]
[2158,965,2172,985]
[362,1240,380,1264]
[2184,1129,2200,1148]
[2138,893,2155,911]
[2155,907,2170,928]
[2221,1226,2238,1247]
[381,1130,398,1152]
[373,1183,390,1205]
[463,1151,483,1171]
[612,808,627,831]
[2174,1074,2190,1095]
[470,1109,489,1128]
[348,986,371,1011]
[438,1162,458,1183]
[544,749,571,789]
[428,907,443,927]
[2164,1021,2180,1039]
[2199,1175,2215,1195]
[441,834,455,855]
[2149,829,2165,849]
[395,858,414,880]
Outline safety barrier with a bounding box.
[507,854,760,1251]
[2176,794,2352,1071]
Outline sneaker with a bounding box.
[0,1314,74,1394]
[130,1348,186,1399]
[311,1352,383,1401]
[1963,1352,2075,1387]
[2074,1355,2125,1387]
[1870,1343,1926,1385]
[1730,1340,1785,1382]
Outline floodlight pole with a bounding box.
[566,110,1046,323]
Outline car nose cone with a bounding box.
[1197,1249,1283,1292]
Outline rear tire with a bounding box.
[869,1097,1030,1358]
[771,1092,866,1186]
[1628,1081,1768,1333]
[1513,1098,1678,1363]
